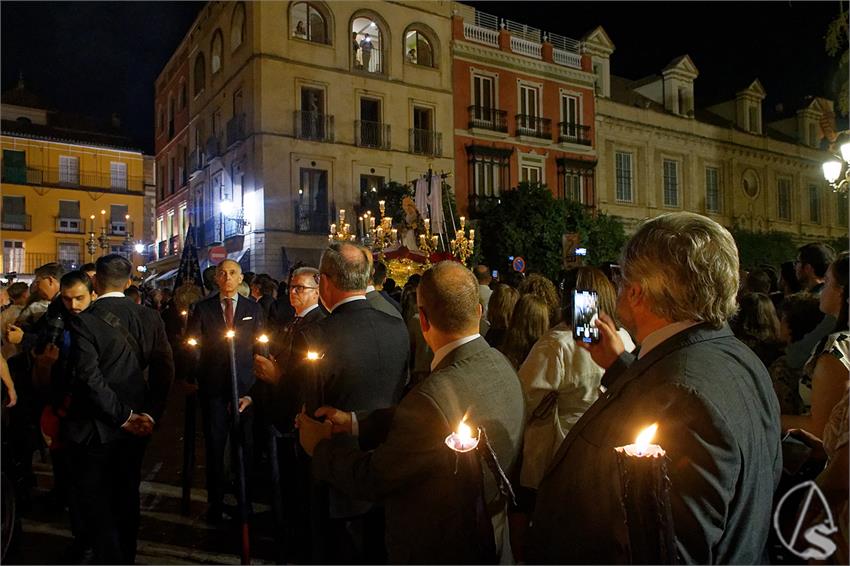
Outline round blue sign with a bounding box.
[512,257,526,273]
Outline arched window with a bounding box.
[231,2,246,51]
[193,53,206,97]
[290,2,328,44]
[404,29,434,67]
[211,30,224,74]
[351,16,384,74]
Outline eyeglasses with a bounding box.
[290,285,318,293]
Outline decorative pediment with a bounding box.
[661,55,698,80]
[581,26,614,56]
[737,79,767,100]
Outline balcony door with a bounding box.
[519,85,539,133]
[472,75,494,123]
[3,240,24,273]
[413,106,433,154]
[561,94,579,139]
[359,98,382,147]
[2,150,26,184]
[59,156,80,185]
[300,87,325,140]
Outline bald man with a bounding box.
[186,259,265,523]
[298,261,523,563]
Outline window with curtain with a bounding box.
[705,167,720,213]
[808,184,821,224]
[615,151,633,203]
[662,159,679,207]
[777,177,792,221]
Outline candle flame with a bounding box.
[226,330,235,339]
[258,334,269,344]
[306,351,320,361]
[186,338,198,347]
[456,420,473,443]
[181,310,188,316]
[634,423,658,454]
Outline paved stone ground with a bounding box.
[4,387,285,565]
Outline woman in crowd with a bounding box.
[732,292,784,368]
[779,260,802,297]
[517,267,635,492]
[485,284,519,349]
[769,292,824,414]
[518,273,561,327]
[781,253,849,439]
[500,294,550,370]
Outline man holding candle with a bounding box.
[297,260,524,563]
[186,259,265,524]
[296,242,409,562]
[528,212,782,564]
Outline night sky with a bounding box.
[1,1,846,154]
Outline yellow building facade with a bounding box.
[1,100,146,278]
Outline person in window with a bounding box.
[352,32,361,68]
[359,33,373,71]
[406,48,417,64]
[294,20,307,39]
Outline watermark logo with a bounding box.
[773,480,837,560]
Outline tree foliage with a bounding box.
[826,8,849,116]
[478,182,626,280]
[730,227,798,269]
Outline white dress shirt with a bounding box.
[327,295,366,313]
[638,320,699,359]
[431,334,481,371]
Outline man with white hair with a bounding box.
[529,212,781,564]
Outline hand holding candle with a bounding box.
[614,423,676,564]
[257,334,270,358]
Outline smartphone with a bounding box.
[491,270,499,278]
[573,289,600,343]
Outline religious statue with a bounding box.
[400,195,423,250]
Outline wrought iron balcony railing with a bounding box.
[467,106,508,133]
[558,122,592,146]
[516,114,552,140]
[1,213,31,231]
[294,111,334,142]
[409,129,442,157]
[355,120,391,150]
[226,113,247,147]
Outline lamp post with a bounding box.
[822,138,850,193]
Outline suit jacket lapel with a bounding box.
[544,322,726,475]
[233,295,250,323]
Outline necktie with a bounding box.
[224,297,234,328]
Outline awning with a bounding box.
[153,268,179,283]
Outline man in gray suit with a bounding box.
[366,260,403,320]
[528,212,782,564]
[298,261,524,563]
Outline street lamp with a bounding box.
[822,138,850,193]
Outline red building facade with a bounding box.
[451,7,598,217]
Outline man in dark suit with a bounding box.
[299,242,409,562]
[366,260,402,319]
[298,261,524,563]
[255,266,325,563]
[64,255,174,564]
[528,212,782,564]
[186,259,264,523]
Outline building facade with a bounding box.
[1,82,147,278]
[150,37,193,280]
[451,5,597,218]
[588,28,848,241]
[156,0,455,276]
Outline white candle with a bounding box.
[445,419,480,453]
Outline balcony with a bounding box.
[353,47,384,75]
[558,122,592,146]
[109,221,128,236]
[157,240,168,259]
[56,217,84,234]
[294,202,329,234]
[467,106,508,133]
[516,114,552,140]
[200,217,220,247]
[1,165,143,192]
[3,252,59,276]
[1,213,32,231]
[226,113,247,147]
[409,129,442,157]
[294,111,334,142]
[355,120,391,150]
[2,166,42,185]
[205,136,222,162]
[170,234,181,255]
[189,147,204,174]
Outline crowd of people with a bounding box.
[0,210,847,564]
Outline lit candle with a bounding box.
[370,216,376,229]
[257,334,270,358]
[101,209,106,228]
[89,214,95,233]
[424,218,430,233]
[186,337,198,347]
[339,209,345,223]
[305,351,324,407]
[330,223,337,235]
[391,228,397,243]
[431,235,438,249]
[445,417,480,453]
[614,423,675,564]
[469,229,475,241]
[419,234,426,249]
[459,216,465,229]
[359,216,365,238]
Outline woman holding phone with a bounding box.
[509,267,634,560]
